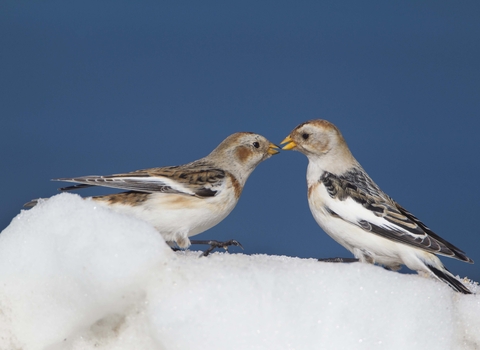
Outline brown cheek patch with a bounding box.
[318,139,330,153]
[236,146,253,163]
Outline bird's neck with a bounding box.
[306,151,359,185]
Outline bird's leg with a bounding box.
[317,257,359,263]
[190,239,244,257]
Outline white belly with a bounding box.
[101,189,238,248]
[307,182,429,270]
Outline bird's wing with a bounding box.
[54,166,227,198]
[319,169,472,262]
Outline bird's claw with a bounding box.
[190,239,243,257]
[317,257,359,263]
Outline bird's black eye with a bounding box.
[302,133,309,140]
[253,141,260,148]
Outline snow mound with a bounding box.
[0,193,478,350]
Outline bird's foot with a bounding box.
[190,239,244,257]
[317,257,359,263]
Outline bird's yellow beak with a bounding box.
[268,143,280,155]
[280,136,297,150]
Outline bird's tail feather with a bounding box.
[427,264,472,294]
[23,199,39,208]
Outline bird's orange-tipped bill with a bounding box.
[268,143,281,155]
[280,136,297,150]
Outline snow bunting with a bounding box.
[27,132,279,254]
[281,119,474,294]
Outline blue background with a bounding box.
[2,1,479,281]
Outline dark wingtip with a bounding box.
[427,264,472,294]
[23,199,39,208]
[57,184,93,192]
[51,178,94,191]
[450,250,474,264]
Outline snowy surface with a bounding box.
[0,193,479,350]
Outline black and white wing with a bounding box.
[320,168,473,263]
[55,165,227,199]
